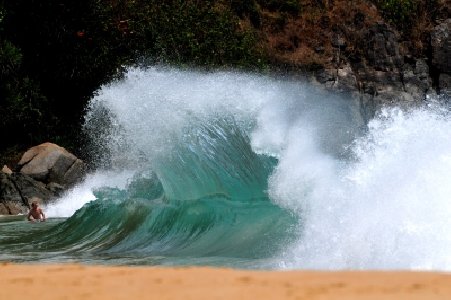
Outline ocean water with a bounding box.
[1,67,450,270]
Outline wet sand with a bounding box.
[1,264,450,299]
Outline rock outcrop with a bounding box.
[0,143,87,215]
[0,172,53,214]
[431,18,451,96]
[260,1,449,120]
[18,142,86,185]
[313,21,434,120]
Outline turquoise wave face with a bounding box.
[2,67,449,271]
[0,117,298,267]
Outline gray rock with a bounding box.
[0,172,57,215]
[10,173,55,205]
[431,18,451,95]
[439,73,451,96]
[364,23,403,71]
[431,19,451,74]
[402,58,432,99]
[18,142,86,186]
[63,159,87,186]
[47,182,66,196]
[0,172,23,204]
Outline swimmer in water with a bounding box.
[27,198,46,222]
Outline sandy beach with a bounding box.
[0,264,450,300]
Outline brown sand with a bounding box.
[1,264,450,299]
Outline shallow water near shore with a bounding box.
[1,68,450,270]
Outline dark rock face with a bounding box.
[364,23,403,71]
[355,23,430,111]
[1,143,87,215]
[439,73,451,95]
[431,18,451,95]
[11,173,55,203]
[63,159,87,186]
[402,59,432,98]
[0,172,23,205]
[0,172,56,214]
[313,19,438,121]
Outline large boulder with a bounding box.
[18,142,86,186]
[1,143,88,215]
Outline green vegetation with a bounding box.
[0,6,52,153]
[0,0,443,165]
[136,0,264,66]
[257,0,302,15]
[373,0,438,35]
[375,0,417,29]
[0,0,266,162]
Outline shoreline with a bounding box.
[1,264,450,299]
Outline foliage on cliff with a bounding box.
[0,0,264,161]
[0,0,446,164]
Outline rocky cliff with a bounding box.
[248,0,450,118]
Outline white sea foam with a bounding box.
[45,170,135,217]
[270,106,451,270]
